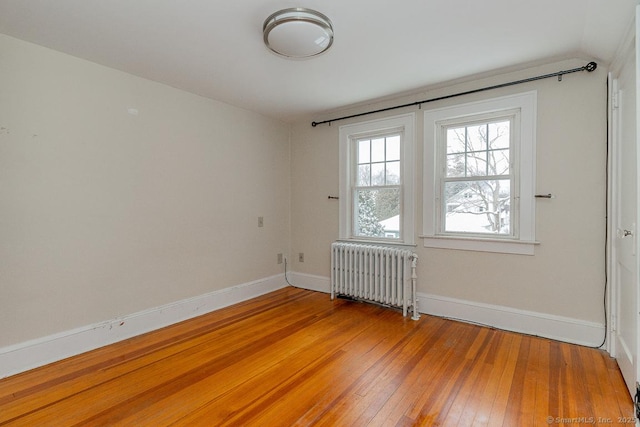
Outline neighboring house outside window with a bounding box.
[422,92,537,255]
[339,113,415,245]
[441,115,514,236]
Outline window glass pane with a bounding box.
[371,163,385,185]
[386,161,400,184]
[358,139,370,164]
[446,128,466,154]
[467,124,487,152]
[386,136,401,161]
[488,121,510,149]
[355,188,400,239]
[489,149,509,175]
[466,152,487,177]
[447,154,465,177]
[444,179,511,235]
[358,164,370,186]
[371,138,385,162]
[375,188,400,225]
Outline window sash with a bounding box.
[437,113,518,239]
[352,185,403,240]
[440,178,514,237]
[352,130,404,241]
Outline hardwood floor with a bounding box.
[0,287,633,426]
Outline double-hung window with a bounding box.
[423,92,537,255]
[339,113,415,245]
[440,113,516,236]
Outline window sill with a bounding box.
[419,235,539,255]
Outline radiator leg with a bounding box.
[411,256,420,320]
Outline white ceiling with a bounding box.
[0,0,635,123]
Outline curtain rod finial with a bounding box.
[585,62,597,72]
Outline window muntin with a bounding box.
[439,116,516,237]
[354,133,402,240]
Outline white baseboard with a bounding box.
[288,272,605,348]
[0,274,287,379]
[288,271,331,293]
[3,272,605,379]
[418,292,606,348]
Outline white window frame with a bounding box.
[339,113,416,245]
[422,92,537,255]
[437,110,518,238]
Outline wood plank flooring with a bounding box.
[0,287,633,426]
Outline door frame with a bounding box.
[607,5,640,400]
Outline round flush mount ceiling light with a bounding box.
[263,8,334,58]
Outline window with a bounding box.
[441,114,514,236]
[339,113,415,245]
[423,92,537,255]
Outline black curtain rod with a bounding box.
[311,61,598,127]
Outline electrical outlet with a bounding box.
[277,253,283,264]
[298,252,304,263]
[258,216,264,228]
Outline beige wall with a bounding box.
[0,31,608,350]
[290,58,607,324]
[0,34,291,347]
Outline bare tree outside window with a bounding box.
[354,135,402,239]
[443,120,512,235]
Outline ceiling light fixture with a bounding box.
[263,8,334,59]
